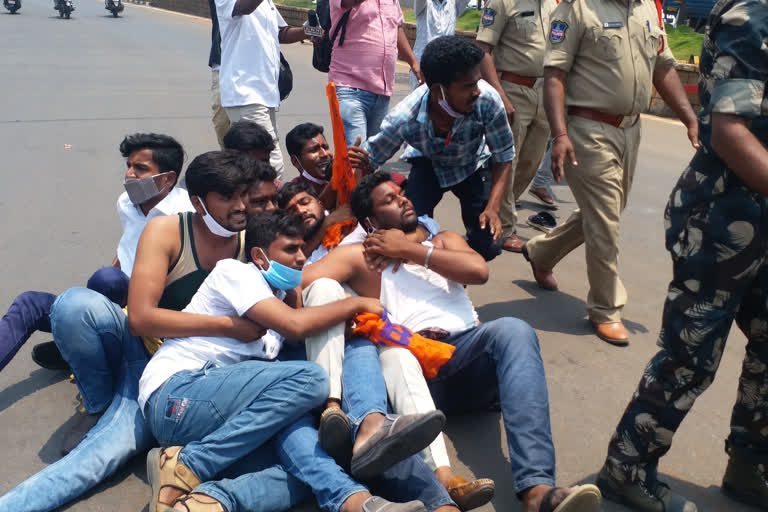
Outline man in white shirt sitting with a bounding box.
[0,133,194,383]
[142,210,447,512]
[302,172,603,512]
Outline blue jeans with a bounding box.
[406,157,502,261]
[342,338,457,511]
[530,142,554,190]
[0,286,154,511]
[0,267,129,372]
[429,318,555,494]
[336,87,390,146]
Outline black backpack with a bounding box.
[278,52,293,100]
[312,0,351,73]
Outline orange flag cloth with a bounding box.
[322,82,358,249]
[353,311,455,379]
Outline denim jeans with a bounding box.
[406,157,502,261]
[428,318,555,494]
[336,87,390,146]
[0,267,129,372]
[0,286,154,511]
[342,338,457,511]
[530,142,554,190]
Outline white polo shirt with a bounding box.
[215,0,287,108]
[116,186,194,277]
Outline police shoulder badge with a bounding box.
[550,20,568,43]
[481,8,496,26]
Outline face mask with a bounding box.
[124,172,171,205]
[195,196,240,238]
[438,85,465,119]
[258,249,303,290]
[295,159,328,185]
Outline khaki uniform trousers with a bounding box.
[499,80,551,238]
[211,70,230,150]
[526,115,641,323]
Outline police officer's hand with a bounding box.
[502,94,516,125]
[551,135,578,183]
[479,208,502,242]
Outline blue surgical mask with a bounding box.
[258,249,303,290]
[438,85,465,119]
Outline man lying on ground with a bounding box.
[302,171,603,512]
[0,133,193,381]
[276,182,493,511]
[0,151,263,512]
[141,209,446,512]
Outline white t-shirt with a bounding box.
[138,259,285,411]
[116,187,195,277]
[306,222,368,265]
[215,0,287,108]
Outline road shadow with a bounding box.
[0,367,67,414]
[476,281,648,337]
[444,411,525,510]
[59,453,148,511]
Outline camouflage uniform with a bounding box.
[604,0,768,485]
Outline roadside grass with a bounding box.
[666,24,704,61]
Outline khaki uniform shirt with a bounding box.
[476,0,557,77]
[545,0,676,115]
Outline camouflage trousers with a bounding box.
[605,150,768,484]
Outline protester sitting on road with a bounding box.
[328,0,421,146]
[0,151,263,512]
[141,209,447,512]
[223,119,276,163]
[0,133,193,378]
[302,171,604,512]
[277,181,492,511]
[353,36,515,261]
[215,0,311,178]
[286,123,405,211]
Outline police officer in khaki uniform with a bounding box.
[523,0,699,344]
[476,0,557,252]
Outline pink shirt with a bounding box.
[328,0,403,97]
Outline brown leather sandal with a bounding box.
[147,446,202,512]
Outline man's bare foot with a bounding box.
[172,493,225,511]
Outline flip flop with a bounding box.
[539,485,601,512]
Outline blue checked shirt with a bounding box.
[363,80,516,188]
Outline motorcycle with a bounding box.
[105,0,122,17]
[54,0,74,18]
[3,0,21,14]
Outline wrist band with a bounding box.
[552,132,568,142]
[424,246,434,270]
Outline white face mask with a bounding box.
[195,196,240,238]
[295,159,328,185]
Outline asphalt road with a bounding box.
[0,1,756,511]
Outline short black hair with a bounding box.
[119,133,185,185]
[245,210,306,262]
[223,121,276,153]
[285,123,325,157]
[252,160,278,185]
[350,171,394,222]
[420,36,484,87]
[185,150,257,200]
[276,180,318,209]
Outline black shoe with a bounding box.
[31,341,70,371]
[722,439,768,509]
[527,211,557,233]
